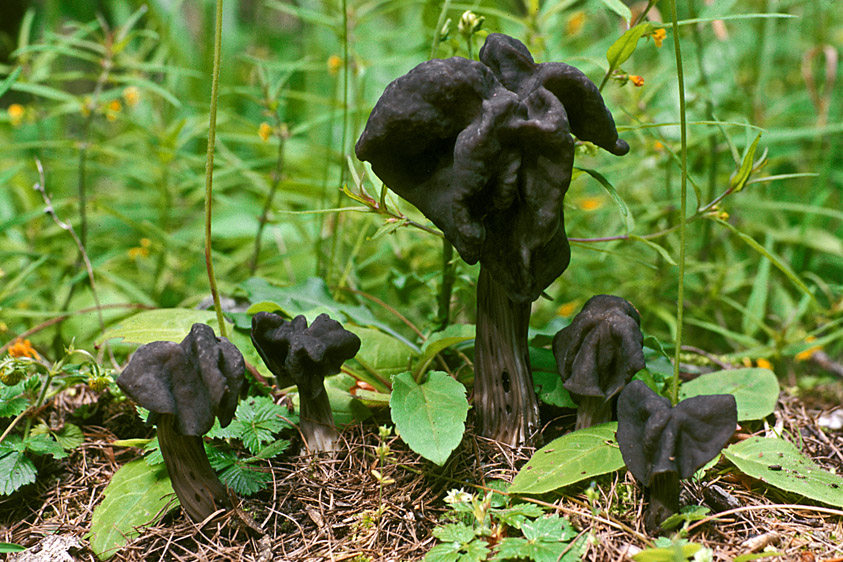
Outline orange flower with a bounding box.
[653,141,664,152]
[8,103,24,126]
[128,238,151,259]
[123,86,141,107]
[557,301,580,317]
[795,336,821,362]
[7,338,40,360]
[756,358,772,370]
[258,122,273,142]
[579,196,604,211]
[566,11,586,36]
[630,75,645,87]
[327,55,343,76]
[652,28,666,48]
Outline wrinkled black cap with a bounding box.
[116,323,245,436]
[616,380,737,485]
[553,295,645,402]
[250,312,361,400]
[356,33,628,303]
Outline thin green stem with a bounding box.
[204,0,227,339]
[598,0,657,92]
[668,0,687,406]
[430,0,453,59]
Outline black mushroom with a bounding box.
[356,33,628,445]
[553,295,645,430]
[116,323,245,522]
[616,380,737,532]
[250,312,361,453]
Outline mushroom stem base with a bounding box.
[574,396,614,430]
[645,471,680,533]
[300,389,339,453]
[157,414,230,523]
[474,266,540,446]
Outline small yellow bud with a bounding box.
[652,28,667,48]
[557,301,579,317]
[579,197,604,212]
[8,103,25,126]
[566,11,586,36]
[756,358,773,370]
[718,211,730,221]
[123,86,141,107]
[327,55,342,76]
[630,75,645,87]
[258,122,273,142]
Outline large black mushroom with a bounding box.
[616,380,737,532]
[117,323,245,522]
[553,295,645,430]
[356,33,628,445]
[250,312,361,453]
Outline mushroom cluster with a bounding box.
[616,380,737,531]
[553,295,645,429]
[356,33,628,445]
[116,323,245,522]
[250,311,361,453]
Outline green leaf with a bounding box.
[349,327,418,390]
[414,324,475,379]
[54,423,85,450]
[390,371,468,466]
[324,373,372,426]
[606,23,660,70]
[0,67,23,98]
[214,396,291,454]
[509,423,624,494]
[0,542,25,553]
[630,235,677,265]
[253,439,291,460]
[218,462,272,496]
[432,522,476,544]
[532,370,576,409]
[730,133,762,192]
[88,459,177,559]
[0,438,37,495]
[575,167,633,233]
[99,309,217,345]
[24,433,67,459]
[632,543,703,562]
[723,437,843,507]
[679,368,779,421]
[743,236,773,337]
[597,0,632,22]
[423,542,463,562]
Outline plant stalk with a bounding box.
[204,0,227,339]
[668,0,688,406]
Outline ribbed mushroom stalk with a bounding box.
[356,33,628,445]
[553,295,645,430]
[116,323,245,522]
[616,380,737,532]
[250,312,360,453]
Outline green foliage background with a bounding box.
[1,0,841,372]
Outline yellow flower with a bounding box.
[579,196,604,211]
[327,54,343,76]
[795,335,821,362]
[106,99,122,121]
[718,211,730,221]
[630,75,645,87]
[557,300,580,317]
[652,28,666,48]
[128,238,151,259]
[8,338,40,360]
[8,103,25,126]
[756,358,772,370]
[566,11,586,36]
[123,86,141,107]
[653,141,664,152]
[258,122,273,142]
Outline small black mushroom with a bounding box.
[356,33,628,446]
[250,312,361,453]
[117,323,245,523]
[553,295,645,430]
[616,380,737,532]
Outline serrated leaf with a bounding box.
[54,423,85,450]
[433,522,476,544]
[723,437,843,507]
[88,459,177,559]
[0,438,37,495]
[509,423,624,494]
[495,502,546,529]
[99,309,217,345]
[679,368,779,421]
[730,133,762,192]
[0,396,27,418]
[216,396,290,454]
[390,371,468,466]
[252,439,290,460]
[218,462,272,496]
[24,433,67,459]
[606,23,660,70]
[423,542,463,562]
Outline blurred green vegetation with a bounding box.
[0,0,841,379]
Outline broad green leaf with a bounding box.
[0,67,22,98]
[88,459,177,559]
[54,423,85,450]
[723,437,843,507]
[414,324,475,379]
[530,345,576,409]
[730,133,762,192]
[0,438,37,495]
[390,371,468,466]
[509,423,624,494]
[606,23,660,70]
[679,368,779,421]
[324,372,373,425]
[348,327,418,390]
[597,0,632,22]
[99,309,217,345]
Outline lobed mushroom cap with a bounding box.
[116,323,245,436]
[616,380,737,486]
[553,295,645,402]
[356,33,627,304]
[250,312,361,400]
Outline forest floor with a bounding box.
[2,383,843,562]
